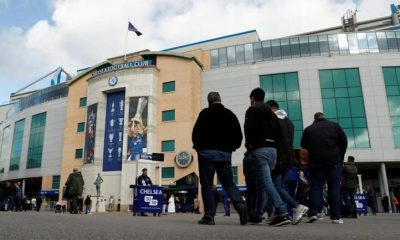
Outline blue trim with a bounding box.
[163,30,257,51]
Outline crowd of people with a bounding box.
[0,181,42,212]
[192,88,364,226]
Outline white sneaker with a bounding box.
[331,219,344,224]
[292,205,309,225]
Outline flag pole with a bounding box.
[124,19,129,62]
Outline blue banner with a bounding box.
[355,193,368,214]
[135,186,163,213]
[103,91,125,171]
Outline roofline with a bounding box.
[67,60,112,86]
[162,30,258,51]
[141,51,203,68]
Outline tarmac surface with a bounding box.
[0,211,399,240]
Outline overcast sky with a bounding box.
[0,0,395,104]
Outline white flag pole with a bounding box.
[124,19,129,62]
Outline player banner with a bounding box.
[355,193,368,214]
[135,185,163,213]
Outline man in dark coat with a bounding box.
[341,156,358,218]
[301,112,347,224]
[192,91,247,226]
[65,168,85,214]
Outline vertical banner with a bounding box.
[84,103,98,164]
[355,193,368,215]
[103,91,125,171]
[127,97,148,160]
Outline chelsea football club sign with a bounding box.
[136,185,163,213]
[92,60,152,77]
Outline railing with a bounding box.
[209,31,400,69]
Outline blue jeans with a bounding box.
[243,152,268,218]
[309,164,342,220]
[198,153,244,218]
[251,147,288,217]
[272,172,298,209]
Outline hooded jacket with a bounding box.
[341,162,358,189]
[244,102,281,152]
[65,171,85,196]
[273,110,294,173]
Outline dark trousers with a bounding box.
[70,195,78,213]
[309,164,342,220]
[198,155,243,218]
[341,187,356,216]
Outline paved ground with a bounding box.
[0,211,399,240]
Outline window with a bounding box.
[77,122,85,132]
[162,110,175,122]
[162,81,175,93]
[52,175,60,189]
[383,67,400,147]
[10,119,25,171]
[79,97,87,107]
[0,126,11,173]
[162,167,174,179]
[27,112,46,168]
[211,49,219,68]
[161,140,175,152]
[75,148,83,159]
[232,166,238,184]
[319,68,370,148]
[260,72,303,147]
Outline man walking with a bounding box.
[341,156,358,218]
[65,168,85,214]
[266,100,308,225]
[244,88,291,226]
[192,91,247,225]
[301,112,347,224]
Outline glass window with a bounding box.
[235,45,245,64]
[52,175,60,189]
[347,33,359,54]
[321,89,334,98]
[218,47,227,67]
[75,149,83,159]
[162,167,175,179]
[309,36,320,55]
[161,140,175,152]
[323,99,337,118]
[272,74,285,92]
[162,81,175,93]
[350,97,365,117]
[77,122,85,132]
[232,166,238,184]
[211,49,219,68]
[262,41,272,60]
[396,32,400,50]
[290,38,300,57]
[244,43,254,63]
[328,35,339,53]
[271,40,281,59]
[27,112,47,168]
[280,39,291,59]
[386,32,398,51]
[79,97,87,107]
[376,32,388,52]
[335,88,348,98]
[285,73,299,91]
[332,70,346,87]
[10,119,25,171]
[357,33,368,52]
[162,110,175,121]
[299,37,310,56]
[253,42,262,62]
[337,34,349,54]
[383,67,400,147]
[367,33,378,52]
[227,46,236,66]
[318,35,329,54]
[345,69,361,87]
[319,70,333,88]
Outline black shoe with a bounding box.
[269,214,291,226]
[198,216,215,225]
[237,205,248,225]
[248,217,263,225]
[140,213,148,216]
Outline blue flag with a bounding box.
[128,22,142,36]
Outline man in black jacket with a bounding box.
[267,100,308,225]
[65,168,85,214]
[244,88,290,226]
[192,91,247,226]
[301,112,347,224]
[341,156,358,218]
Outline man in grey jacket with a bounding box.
[341,156,358,218]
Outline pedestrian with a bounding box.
[137,168,153,216]
[36,196,42,212]
[243,88,290,226]
[5,181,16,211]
[382,194,389,213]
[162,193,168,215]
[341,156,358,218]
[14,182,22,212]
[266,99,309,225]
[365,187,377,216]
[108,196,115,211]
[31,196,37,210]
[192,91,247,225]
[168,194,176,213]
[65,168,85,214]
[393,196,399,213]
[301,112,348,224]
[84,195,92,214]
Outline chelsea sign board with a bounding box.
[92,60,152,77]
